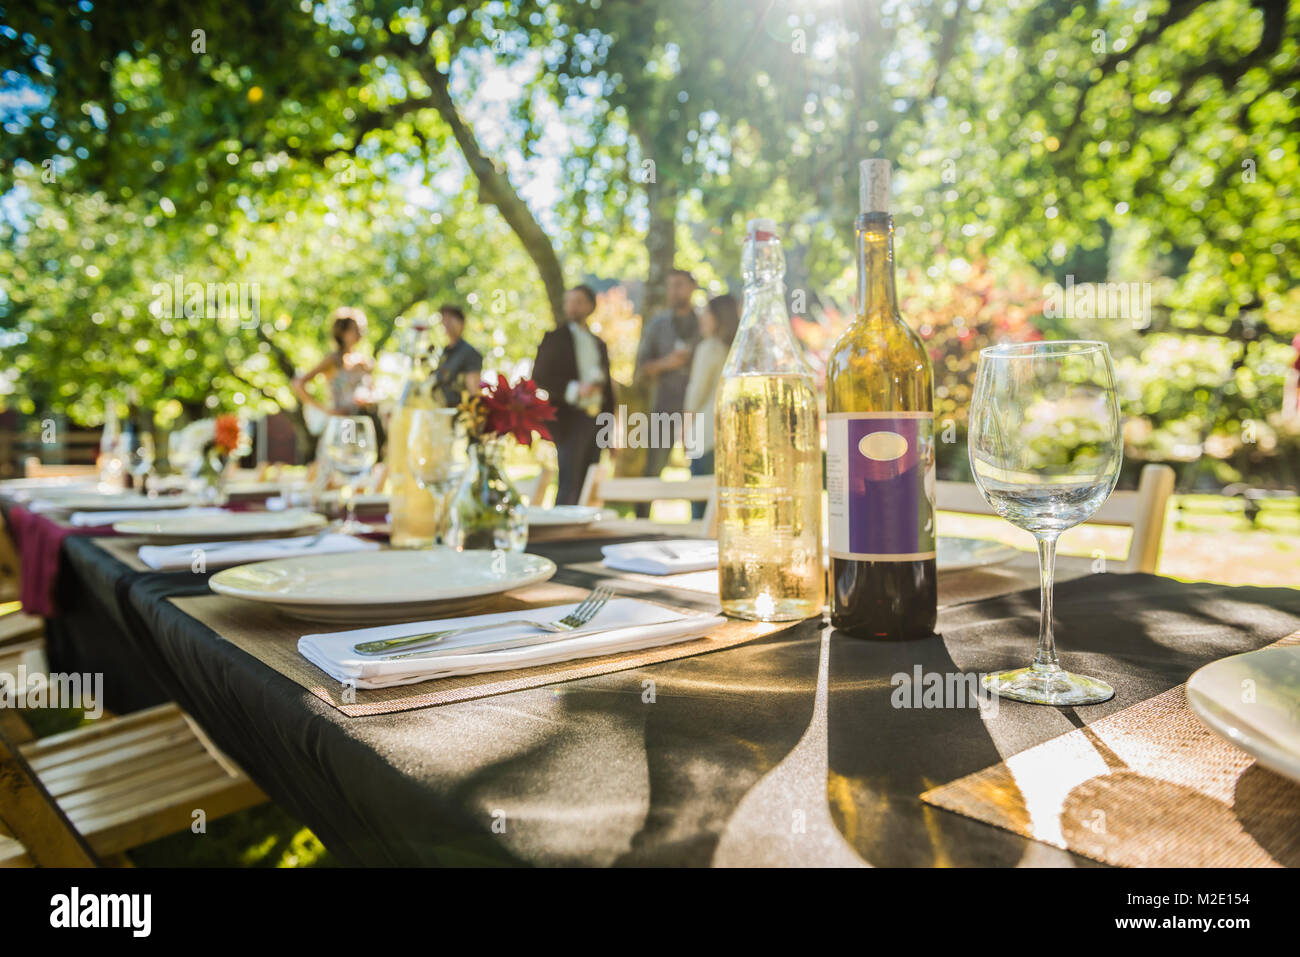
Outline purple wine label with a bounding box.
[826,412,936,561]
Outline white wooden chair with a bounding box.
[937,463,1176,574]
[520,465,555,507]
[578,464,718,537]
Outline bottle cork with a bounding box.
[859,159,891,214]
[746,217,777,241]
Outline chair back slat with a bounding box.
[937,463,1176,574]
[579,465,718,536]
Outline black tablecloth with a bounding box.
[53,534,1300,866]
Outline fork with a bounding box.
[352,586,617,657]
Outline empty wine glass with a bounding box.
[321,415,378,535]
[123,429,155,495]
[968,340,1123,705]
[405,407,458,545]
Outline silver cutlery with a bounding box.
[353,585,616,657]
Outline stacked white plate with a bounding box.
[209,548,557,623]
[115,509,328,540]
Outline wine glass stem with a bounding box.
[342,484,355,526]
[1033,533,1059,671]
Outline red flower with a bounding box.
[213,414,241,455]
[479,374,555,447]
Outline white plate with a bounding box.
[35,492,205,512]
[0,477,96,491]
[938,536,1019,572]
[1187,646,1300,784]
[115,509,328,540]
[208,548,557,623]
[316,491,390,507]
[525,505,605,527]
[223,480,307,497]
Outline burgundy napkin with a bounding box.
[7,504,115,617]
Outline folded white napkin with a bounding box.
[601,539,719,575]
[299,597,725,689]
[68,506,227,527]
[138,533,378,571]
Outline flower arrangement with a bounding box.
[457,374,555,448]
[447,375,554,552]
[169,415,249,471]
[211,413,243,457]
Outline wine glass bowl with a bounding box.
[404,407,458,545]
[123,430,156,494]
[968,340,1123,705]
[321,415,379,535]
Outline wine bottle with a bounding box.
[825,160,937,639]
[715,219,825,622]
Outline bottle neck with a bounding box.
[856,212,898,322]
[727,243,809,378]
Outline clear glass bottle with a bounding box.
[715,218,825,621]
[386,319,443,548]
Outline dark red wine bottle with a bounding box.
[824,159,937,639]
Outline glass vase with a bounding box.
[446,441,528,552]
[191,450,228,505]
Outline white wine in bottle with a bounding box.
[387,319,444,548]
[825,160,937,639]
[715,219,825,622]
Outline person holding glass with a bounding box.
[533,286,616,506]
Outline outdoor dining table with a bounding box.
[13,502,1300,867]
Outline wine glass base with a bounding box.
[336,519,373,536]
[982,666,1114,706]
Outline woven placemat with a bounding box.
[92,536,151,572]
[921,632,1300,867]
[170,582,787,717]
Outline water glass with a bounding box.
[405,407,458,544]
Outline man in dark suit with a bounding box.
[533,286,616,505]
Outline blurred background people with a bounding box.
[635,268,699,484]
[683,293,739,517]
[292,308,376,430]
[533,286,616,505]
[432,303,484,407]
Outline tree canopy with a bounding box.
[2,0,1297,482]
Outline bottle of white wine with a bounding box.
[825,160,937,639]
[387,319,443,548]
[715,219,825,622]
